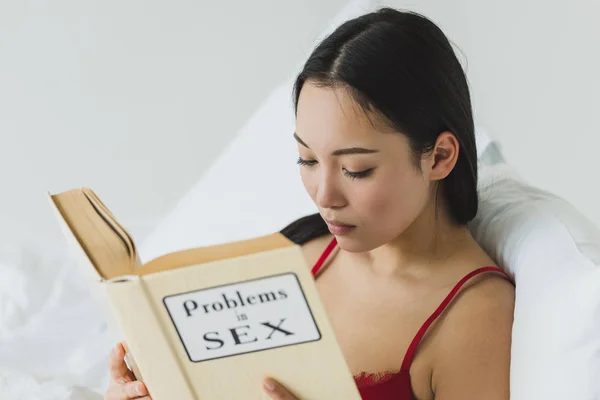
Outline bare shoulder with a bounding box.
[430,273,515,399]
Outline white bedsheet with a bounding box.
[0,243,110,399]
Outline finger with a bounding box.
[263,378,298,400]
[109,343,134,382]
[119,381,148,399]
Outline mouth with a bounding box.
[324,219,356,235]
[325,219,355,227]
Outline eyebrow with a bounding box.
[293,132,379,156]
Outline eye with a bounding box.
[297,157,317,167]
[343,168,374,180]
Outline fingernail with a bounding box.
[136,382,145,395]
[263,379,276,391]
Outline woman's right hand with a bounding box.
[104,342,151,400]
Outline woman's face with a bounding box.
[295,82,433,252]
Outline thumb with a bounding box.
[263,378,299,400]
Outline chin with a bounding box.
[334,234,379,253]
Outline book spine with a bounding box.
[104,279,198,400]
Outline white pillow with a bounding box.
[469,164,600,400]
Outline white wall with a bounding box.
[0,0,348,252]
[1,0,598,255]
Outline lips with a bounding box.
[325,219,355,228]
[324,218,356,236]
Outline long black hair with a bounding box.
[281,8,477,245]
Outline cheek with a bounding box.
[356,170,428,228]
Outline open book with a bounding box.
[49,188,361,400]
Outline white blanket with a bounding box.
[0,367,101,400]
[0,243,110,399]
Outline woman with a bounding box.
[105,8,515,400]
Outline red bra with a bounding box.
[311,237,514,399]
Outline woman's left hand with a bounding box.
[262,377,300,400]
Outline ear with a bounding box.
[422,131,459,181]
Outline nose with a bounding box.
[315,172,346,210]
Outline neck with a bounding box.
[351,198,473,277]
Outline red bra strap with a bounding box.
[311,237,338,277]
[399,266,514,372]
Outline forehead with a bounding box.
[295,82,388,146]
[295,82,416,160]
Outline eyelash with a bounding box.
[296,157,374,180]
[296,157,317,167]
